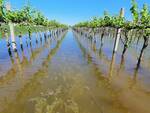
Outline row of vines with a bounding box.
[0,0,67,28]
[0,0,68,56]
[73,0,150,68]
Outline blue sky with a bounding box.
[9,0,150,25]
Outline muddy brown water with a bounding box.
[0,30,150,113]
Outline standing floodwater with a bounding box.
[0,30,150,113]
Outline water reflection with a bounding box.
[0,30,66,83]
[0,30,67,113]
[117,56,125,76]
[109,53,116,77]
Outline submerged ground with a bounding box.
[0,30,150,113]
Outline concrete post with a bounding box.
[113,8,125,53]
[6,3,17,52]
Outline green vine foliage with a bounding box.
[73,0,150,57]
[140,4,150,30]
[74,0,150,36]
[74,15,125,29]
[0,0,3,21]
[0,2,67,29]
[130,0,139,23]
[140,4,150,37]
[0,0,5,22]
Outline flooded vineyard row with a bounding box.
[0,29,149,113]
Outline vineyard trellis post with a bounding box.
[6,2,17,52]
[113,8,125,53]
